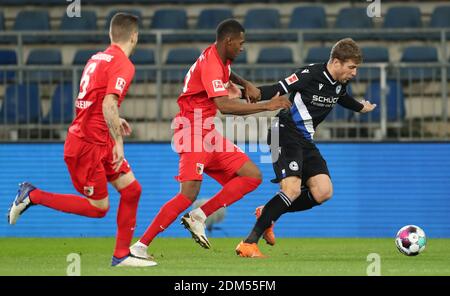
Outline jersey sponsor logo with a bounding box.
[336,84,342,94]
[75,100,93,109]
[285,73,299,85]
[289,161,299,171]
[212,80,225,92]
[319,83,324,90]
[115,77,126,93]
[83,186,94,197]
[196,163,204,175]
[312,94,339,104]
[91,53,113,62]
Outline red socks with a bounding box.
[200,176,261,217]
[29,189,108,218]
[139,193,192,245]
[113,180,142,258]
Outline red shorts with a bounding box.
[63,132,131,200]
[174,129,250,185]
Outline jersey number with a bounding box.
[182,61,197,93]
[77,62,97,99]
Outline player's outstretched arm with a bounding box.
[214,92,291,116]
[103,94,124,171]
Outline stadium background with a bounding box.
[0,0,449,240]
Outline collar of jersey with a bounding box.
[109,44,127,59]
[322,63,337,85]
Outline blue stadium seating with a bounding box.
[130,49,156,82]
[359,47,389,81]
[382,6,423,40]
[42,83,74,124]
[13,11,50,43]
[253,47,294,81]
[0,83,41,124]
[429,6,450,40]
[285,6,327,41]
[72,49,101,65]
[58,10,97,43]
[195,8,233,42]
[399,46,439,80]
[304,47,331,64]
[26,49,62,82]
[150,9,189,43]
[165,48,200,82]
[0,50,17,81]
[244,8,281,41]
[360,80,405,122]
[26,50,62,64]
[334,7,374,40]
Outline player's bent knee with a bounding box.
[311,187,333,203]
[180,181,201,202]
[120,180,142,202]
[94,206,109,218]
[280,177,302,200]
[284,187,301,200]
[243,176,262,191]
[87,196,110,214]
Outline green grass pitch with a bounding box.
[0,238,449,276]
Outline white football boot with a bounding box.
[130,241,153,260]
[111,254,157,267]
[180,211,211,249]
[8,182,36,225]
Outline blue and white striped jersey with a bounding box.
[271,63,363,142]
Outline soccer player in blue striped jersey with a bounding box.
[236,38,377,257]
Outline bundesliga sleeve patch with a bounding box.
[115,77,126,94]
[212,79,226,92]
[285,73,299,85]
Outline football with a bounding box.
[395,225,427,256]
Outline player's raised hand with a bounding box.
[120,118,132,136]
[359,99,377,113]
[265,92,292,111]
[243,82,261,103]
[112,140,125,172]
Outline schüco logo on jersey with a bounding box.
[312,95,339,104]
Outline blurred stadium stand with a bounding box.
[0,0,448,141]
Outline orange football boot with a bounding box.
[255,206,276,246]
[235,241,266,258]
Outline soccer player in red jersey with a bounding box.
[7,13,156,267]
[130,19,291,258]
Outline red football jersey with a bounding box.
[69,45,135,144]
[175,44,231,134]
